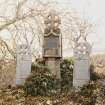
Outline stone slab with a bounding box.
[16,44,31,85]
[73,59,90,87]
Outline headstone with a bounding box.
[43,10,62,79]
[16,44,31,85]
[73,41,91,88]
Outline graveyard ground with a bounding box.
[0,55,105,105]
[0,80,105,105]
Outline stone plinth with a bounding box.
[45,58,61,79]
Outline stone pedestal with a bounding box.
[45,58,61,79]
[16,44,31,85]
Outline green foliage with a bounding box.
[24,57,74,96]
[60,57,74,91]
[24,56,105,101]
[24,63,60,96]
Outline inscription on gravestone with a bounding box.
[45,36,58,49]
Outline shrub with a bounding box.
[24,63,60,96]
[60,57,74,91]
[25,57,74,96]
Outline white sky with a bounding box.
[58,0,105,56]
[1,0,105,56]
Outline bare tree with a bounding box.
[0,0,93,61]
[0,0,58,61]
[62,14,93,49]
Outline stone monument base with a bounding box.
[45,58,61,79]
[73,79,89,88]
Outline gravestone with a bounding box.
[43,10,62,79]
[16,44,32,85]
[73,41,91,88]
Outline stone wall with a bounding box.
[91,54,105,75]
[0,60,16,88]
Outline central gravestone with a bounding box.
[43,10,62,79]
[73,40,91,88]
[16,44,32,85]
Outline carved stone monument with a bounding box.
[43,10,62,79]
[16,44,32,85]
[73,39,91,88]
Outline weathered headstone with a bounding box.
[16,44,31,85]
[43,10,62,79]
[73,41,91,88]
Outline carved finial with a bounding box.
[74,41,91,59]
[44,10,61,35]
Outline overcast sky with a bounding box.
[58,0,105,56]
[1,0,105,56]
